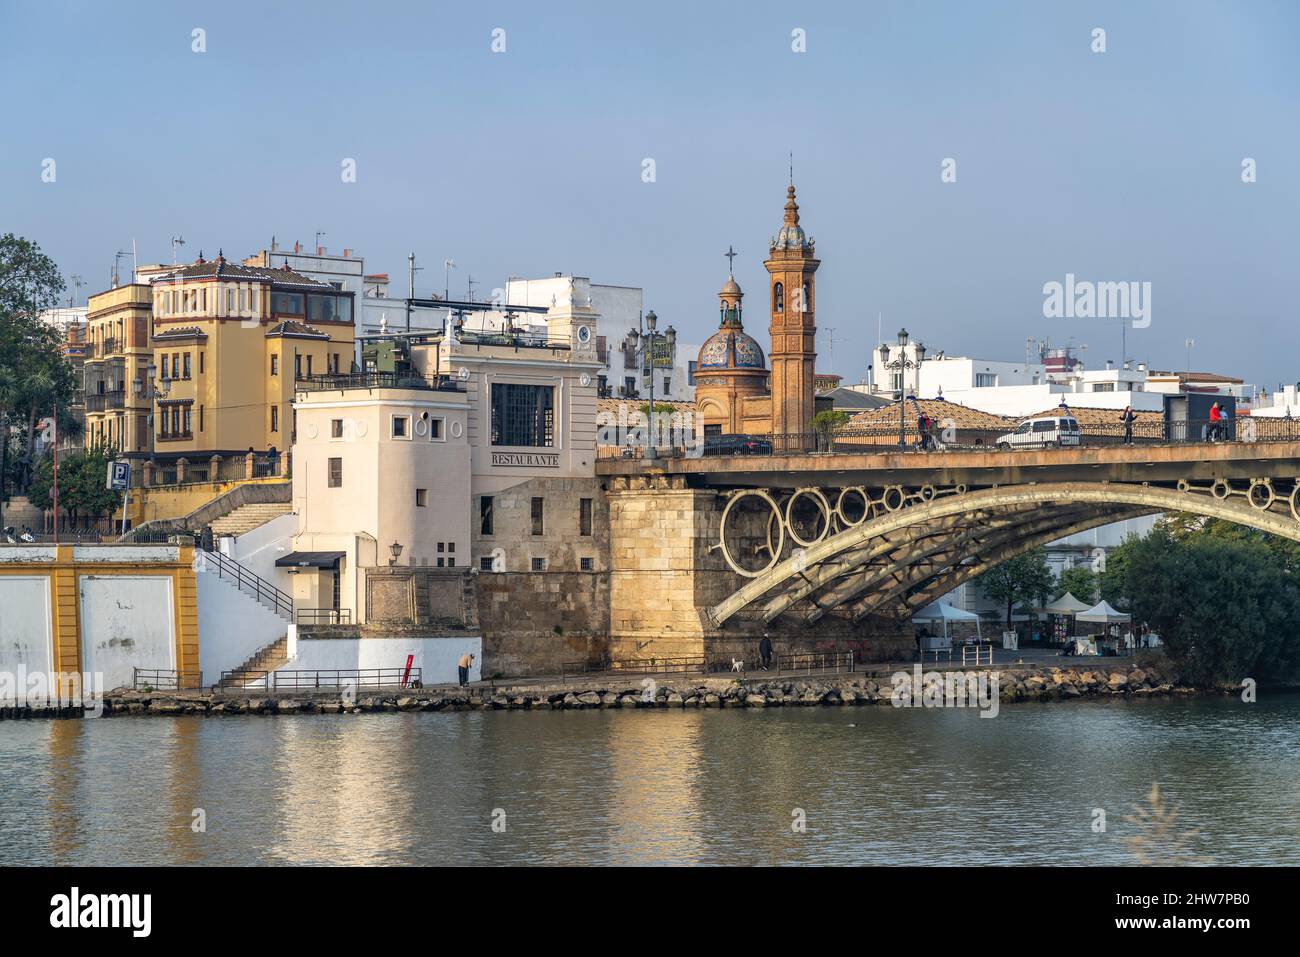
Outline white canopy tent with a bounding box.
[1076,600,1131,623]
[1044,592,1092,616]
[911,602,983,641]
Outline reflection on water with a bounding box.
[3,694,1299,865]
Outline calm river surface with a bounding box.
[3,694,1299,866]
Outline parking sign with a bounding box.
[107,460,130,491]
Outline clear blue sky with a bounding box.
[3,0,1298,387]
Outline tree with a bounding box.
[978,548,1055,628]
[0,235,70,523]
[1056,565,1098,604]
[27,446,121,529]
[1119,523,1300,684]
[812,410,851,450]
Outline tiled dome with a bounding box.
[698,329,766,370]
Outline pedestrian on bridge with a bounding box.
[759,633,774,671]
[1209,401,1222,441]
[1120,406,1136,444]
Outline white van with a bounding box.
[995,415,1081,450]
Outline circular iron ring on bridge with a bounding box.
[785,488,832,548]
[1248,478,1275,511]
[719,489,786,579]
[881,485,906,512]
[1211,479,1232,500]
[1290,484,1300,523]
[1176,479,1191,493]
[835,487,871,528]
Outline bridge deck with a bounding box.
[596,440,1300,489]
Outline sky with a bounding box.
[2,0,1298,388]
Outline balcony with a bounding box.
[296,372,464,394]
[85,390,126,412]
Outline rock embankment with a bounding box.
[0,662,1222,720]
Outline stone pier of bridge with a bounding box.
[606,474,912,665]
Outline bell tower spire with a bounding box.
[765,176,820,444]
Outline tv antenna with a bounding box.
[171,236,186,263]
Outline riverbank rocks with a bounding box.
[6,659,1235,722]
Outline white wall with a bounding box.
[0,576,52,688]
[281,634,482,686]
[79,575,175,691]
[196,564,287,681]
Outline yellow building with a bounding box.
[150,253,355,461]
[84,283,154,455]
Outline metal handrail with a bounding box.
[200,548,293,620]
[296,608,352,624]
[772,651,857,676]
[133,667,203,691]
[217,667,420,690]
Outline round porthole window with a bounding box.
[414,419,428,436]
[451,421,464,438]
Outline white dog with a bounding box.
[730,658,745,673]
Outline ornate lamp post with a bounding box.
[641,310,663,459]
[877,328,924,448]
[388,541,403,567]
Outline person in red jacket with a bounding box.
[1208,401,1222,441]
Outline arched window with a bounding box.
[801,283,810,314]
[773,282,784,314]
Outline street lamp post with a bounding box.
[642,310,661,460]
[877,328,924,449]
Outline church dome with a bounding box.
[719,276,742,297]
[698,328,766,370]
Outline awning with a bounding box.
[1044,591,1093,615]
[275,551,344,569]
[1076,600,1131,623]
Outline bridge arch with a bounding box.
[706,480,1300,627]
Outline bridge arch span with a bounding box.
[706,480,1300,627]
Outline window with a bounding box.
[271,405,279,432]
[664,376,671,395]
[480,556,495,572]
[437,542,445,553]
[416,488,427,507]
[580,557,595,572]
[226,289,235,314]
[430,418,443,440]
[330,353,339,373]
[437,558,445,568]
[305,354,313,377]
[199,352,204,374]
[183,406,191,434]
[199,405,204,432]
[294,354,302,379]
[975,373,997,388]
[328,457,342,487]
[271,355,278,376]
[183,353,191,379]
[531,497,544,536]
[491,383,555,447]
[307,294,349,324]
[480,496,494,535]
[331,418,343,438]
[448,558,455,567]
[773,282,784,313]
[580,498,593,536]
[271,292,304,315]
[531,557,546,572]
[392,415,409,438]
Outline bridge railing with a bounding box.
[682,417,1297,457]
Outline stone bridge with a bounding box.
[597,440,1300,662]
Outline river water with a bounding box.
[3,694,1298,866]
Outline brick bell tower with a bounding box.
[765,177,820,441]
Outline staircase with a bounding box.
[218,636,290,688]
[199,548,293,621]
[209,502,292,538]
